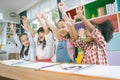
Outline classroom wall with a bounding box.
[107,51,120,65]
[107,33,120,65]
[107,33,120,51]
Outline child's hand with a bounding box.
[75,6,84,20]
[21,24,29,31]
[36,13,43,20]
[21,16,29,31]
[9,23,16,34]
[42,13,47,20]
[64,13,74,27]
[58,2,64,11]
[10,23,14,30]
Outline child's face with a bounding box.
[20,35,30,47]
[38,32,45,42]
[57,21,67,38]
[85,28,93,42]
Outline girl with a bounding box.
[42,3,76,63]
[67,6,114,64]
[23,15,55,62]
[10,20,35,61]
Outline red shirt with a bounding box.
[75,29,107,65]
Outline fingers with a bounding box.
[21,24,25,30]
[68,13,72,19]
[42,13,47,20]
[10,23,14,28]
[36,13,42,19]
[36,13,47,20]
[76,6,83,14]
[58,2,64,10]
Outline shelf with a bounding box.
[84,0,95,5]
[84,0,115,19]
[65,0,120,52]
[66,6,84,21]
[6,23,21,45]
[66,8,76,19]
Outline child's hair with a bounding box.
[91,20,114,42]
[37,27,46,49]
[19,33,29,58]
[20,46,29,58]
[57,19,70,38]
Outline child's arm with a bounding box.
[75,6,95,32]
[21,16,35,37]
[42,13,61,39]
[36,13,49,35]
[9,23,16,35]
[21,18,35,47]
[58,3,78,40]
[21,18,36,61]
[10,23,22,48]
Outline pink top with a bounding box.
[67,39,74,61]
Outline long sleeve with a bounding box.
[13,34,22,49]
[45,31,55,58]
[27,31,36,61]
[27,31,35,47]
[74,37,87,50]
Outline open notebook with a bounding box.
[0,60,91,73]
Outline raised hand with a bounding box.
[21,16,28,26]
[36,13,43,21]
[9,23,16,34]
[36,13,49,34]
[21,16,29,31]
[58,2,64,12]
[58,2,69,20]
[42,13,47,20]
[75,6,84,20]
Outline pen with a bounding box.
[35,63,60,71]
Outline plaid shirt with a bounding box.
[75,28,107,65]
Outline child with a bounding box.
[42,3,76,63]
[56,19,75,62]
[10,20,35,61]
[68,6,114,64]
[23,14,55,62]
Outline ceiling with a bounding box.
[0,0,42,34]
[0,0,41,14]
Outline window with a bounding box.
[31,19,39,33]
[0,13,3,19]
[27,0,59,32]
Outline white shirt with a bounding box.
[13,31,36,61]
[34,31,55,60]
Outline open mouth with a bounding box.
[86,35,91,37]
[39,37,43,39]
